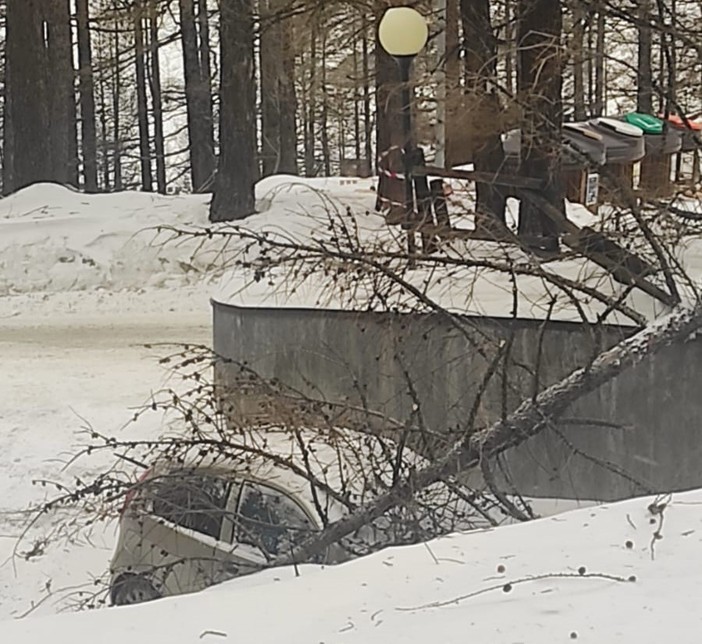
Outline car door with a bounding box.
[141,469,240,595]
[233,480,319,562]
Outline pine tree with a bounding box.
[179,0,215,191]
[517,0,564,250]
[77,0,99,192]
[210,0,257,222]
[4,0,50,192]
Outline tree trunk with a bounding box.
[517,0,563,251]
[45,0,78,186]
[134,3,153,191]
[274,299,702,567]
[210,0,256,222]
[77,0,98,192]
[593,1,605,116]
[196,0,214,138]
[98,71,111,191]
[461,0,507,226]
[504,0,514,95]
[179,0,215,191]
[278,9,298,175]
[149,0,167,193]
[300,45,310,175]
[304,23,317,176]
[637,0,653,113]
[572,0,587,120]
[3,8,16,193]
[586,9,594,113]
[320,25,331,176]
[353,24,362,163]
[444,0,461,165]
[259,0,298,174]
[361,16,373,177]
[112,15,123,191]
[661,0,677,113]
[197,0,214,127]
[4,0,49,192]
[260,0,282,176]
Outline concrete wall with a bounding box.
[212,302,702,501]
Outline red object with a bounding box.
[663,114,702,131]
[120,467,153,516]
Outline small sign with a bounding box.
[585,173,600,206]
[632,161,641,191]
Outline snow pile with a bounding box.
[0,184,211,295]
[4,490,701,642]
[2,178,699,325]
[210,178,686,325]
[0,178,374,298]
[0,178,366,323]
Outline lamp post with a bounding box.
[378,7,428,239]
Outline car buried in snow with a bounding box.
[109,426,496,605]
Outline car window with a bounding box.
[235,482,316,557]
[149,470,231,540]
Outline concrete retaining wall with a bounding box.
[212,301,702,501]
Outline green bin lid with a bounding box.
[624,112,664,135]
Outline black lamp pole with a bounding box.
[378,6,427,256]
[396,55,416,243]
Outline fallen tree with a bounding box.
[274,299,702,565]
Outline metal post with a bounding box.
[397,55,416,256]
[435,0,447,168]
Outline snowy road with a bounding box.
[0,291,210,619]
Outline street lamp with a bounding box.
[378,7,428,238]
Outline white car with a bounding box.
[109,426,491,605]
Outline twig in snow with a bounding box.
[398,570,636,612]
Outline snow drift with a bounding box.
[3,489,701,643]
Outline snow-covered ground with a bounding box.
[0,291,210,619]
[0,179,700,638]
[1,177,692,325]
[4,489,701,642]
[0,183,211,296]
[0,184,217,618]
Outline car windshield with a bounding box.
[149,470,231,540]
[235,481,316,557]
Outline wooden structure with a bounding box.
[586,118,646,206]
[561,123,606,211]
[666,115,702,187]
[375,158,677,310]
[619,113,684,198]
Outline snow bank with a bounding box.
[4,489,701,642]
[212,181,668,325]
[2,179,698,325]
[0,178,374,297]
[0,184,212,295]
